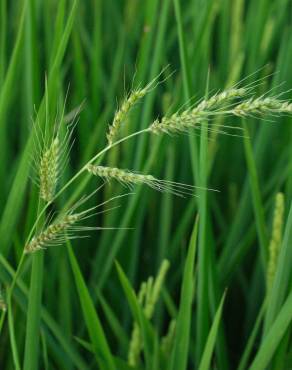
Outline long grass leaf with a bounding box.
[249,288,292,370]
[67,243,116,370]
[198,292,226,370]
[170,217,198,370]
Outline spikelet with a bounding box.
[149,88,292,135]
[24,212,80,253]
[128,260,170,366]
[149,88,247,135]
[87,164,200,197]
[39,136,60,202]
[25,190,129,254]
[150,113,201,135]
[232,97,292,117]
[266,193,285,292]
[31,102,79,203]
[193,88,246,114]
[107,83,152,145]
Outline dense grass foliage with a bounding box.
[0,0,292,369]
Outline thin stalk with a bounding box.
[23,198,45,370]
[173,0,199,181]
[196,76,210,361]
[8,293,21,370]
[242,120,268,267]
[0,252,26,334]
[23,252,44,370]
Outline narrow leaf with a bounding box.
[67,243,116,370]
[170,217,198,370]
[198,291,226,370]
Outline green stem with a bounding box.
[0,252,26,334]
[23,252,44,370]
[196,84,210,361]
[242,120,268,267]
[23,199,45,370]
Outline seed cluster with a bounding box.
[149,90,292,135]
[26,80,292,257]
[107,87,148,145]
[87,164,155,185]
[39,137,59,202]
[193,88,246,113]
[266,193,285,292]
[150,114,200,134]
[87,164,198,196]
[25,213,80,253]
[128,260,170,366]
[149,88,246,134]
[233,97,292,116]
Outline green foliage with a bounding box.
[0,0,292,369]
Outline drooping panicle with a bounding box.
[149,87,247,135]
[25,212,82,253]
[87,164,155,185]
[24,189,128,254]
[149,88,292,135]
[87,164,200,196]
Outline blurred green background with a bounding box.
[0,0,292,369]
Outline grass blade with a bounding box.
[249,288,292,370]
[170,217,198,370]
[242,120,268,267]
[198,291,226,370]
[264,203,292,333]
[237,300,266,370]
[115,260,155,369]
[67,243,116,370]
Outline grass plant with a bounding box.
[0,1,292,369]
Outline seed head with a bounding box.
[193,88,246,114]
[149,88,247,135]
[232,97,292,116]
[266,193,285,292]
[24,189,126,254]
[107,87,149,145]
[128,260,170,366]
[39,137,60,202]
[87,164,198,196]
[24,213,80,253]
[87,164,154,185]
